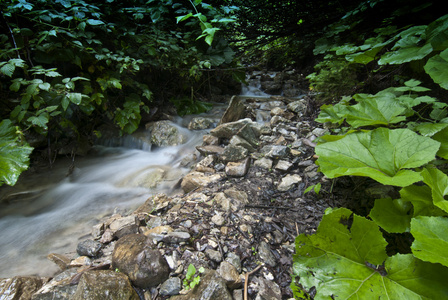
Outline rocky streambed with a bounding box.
[0,90,348,299]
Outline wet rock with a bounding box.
[0,276,44,300]
[262,145,290,159]
[205,249,222,263]
[170,269,231,300]
[47,253,71,271]
[236,124,261,147]
[225,157,251,177]
[188,117,214,130]
[163,231,191,244]
[210,118,254,139]
[147,120,188,146]
[181,172,224,193]
[202,134,220,146]
[211,214,226,226]
[220,145,248,162]
[159,277,182,296]
[287,99,307,115]
[112,234,169,288]
[274,160,293,171]
[91,223,105,240]
[254,157,273,170]
[225,253,242,273]
[270,107,285,116]
[32,268,78,299]
[217,261,242,289]
[277,174,302,192]
[72,270,138,300]
[219,96,246,125]
[77,239,102,257]
[258,241,277,267]
[223,188,248,205]
[70,256,92,267]
[253,276,282,300]
[229,135,255,152]
[196,145,225,156]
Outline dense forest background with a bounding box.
[1,0,448,298]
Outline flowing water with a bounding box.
[0,75,273,278]
[0,119,209,277]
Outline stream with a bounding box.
[0,74,281,278]
[0,116,215,277]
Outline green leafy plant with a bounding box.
[0,119,33,186]
[303,183,321,195]
[183,264,204,290]
[293,72,448,298]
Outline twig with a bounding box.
[244,264,264,300]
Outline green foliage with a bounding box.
[0,119,33,186]
[183,264,204,290]
[294,27,448,296]
[292,208,448,299]
[0,0,237,184]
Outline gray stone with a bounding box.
[181,172,223,193]
[72,270,139,300]
[311,127,328,137]
[220,145,248,162]
[109,215,138,232]
[217,261,242,289]
[47,253,71,271]
[169,269,231,300]
[188,117,214,130]
[196,145,225,156]
[163,231,191,244]
[211,214,226,226]
[159,277,182,296]
[287,100,307,115]
[205,249,223,263]
[225,157,251,177]
[0,276,43,300]
[147,120,188,146]
[254,157,273,170]
[277,174,302,191]
[258,241,277,267]
[262,145,289,159]
[77,239,102,257]
[32,268,78,300]
[112,234,170,288]
[210,118,254,139]
[225,252,242,273]
[274,160,293,171]
[91,223,105,240]
[219,96,246,125]
[229,135,255,152]
[254,276,282,300]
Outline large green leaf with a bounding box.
[400,184,447,217]
[0,120,33,186]
[292,208,448,299]
[424,48,448,90]
[432,126,448,159]
[411,216,448,267]
[345,92,407,127]
[370,198,412,233]
[315,128,440,187]
[421,167,448,213]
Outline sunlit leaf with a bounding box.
[316,128,440,187]
[411,216,448,267]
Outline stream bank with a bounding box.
[0,69,368,299]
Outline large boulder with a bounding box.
[72,270,139,300]
[146,120,189,146]
[112,234,170,288]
